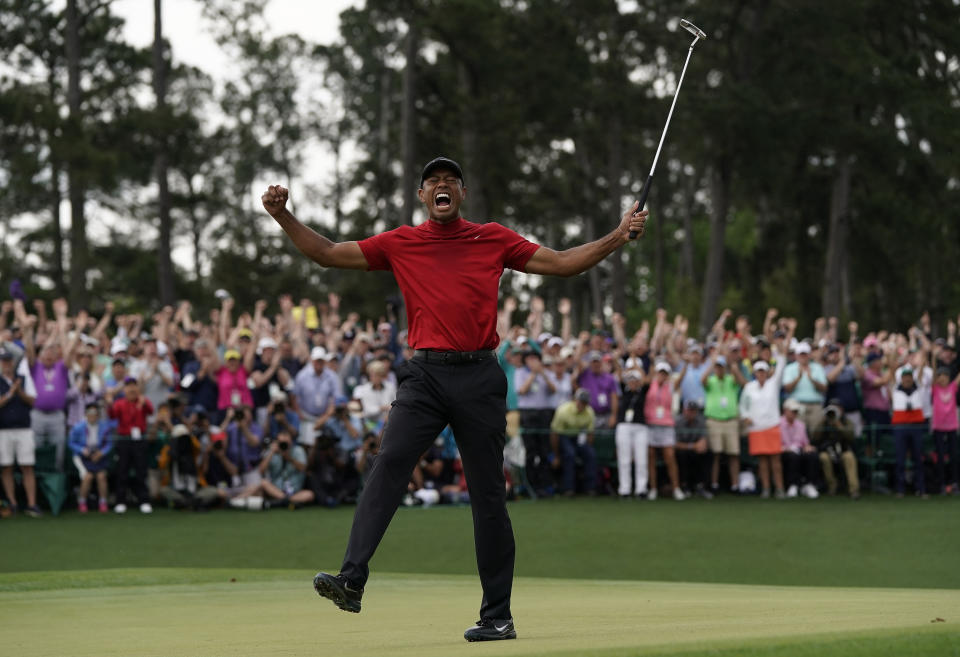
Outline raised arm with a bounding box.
[524,202,647,277]
[262,185,368,270]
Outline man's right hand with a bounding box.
[262,185,289,217]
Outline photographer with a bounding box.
[302,428,349,507]
[218,405,263,489]
[229,429,307,510]
[355,431,380,486]
[890,367,928,498]
[262,392,300,444]
[810,399,860,499]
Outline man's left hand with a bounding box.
[620,202,648,240]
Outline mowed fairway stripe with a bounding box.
[1,571,958,657]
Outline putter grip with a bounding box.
[629,174,653,239]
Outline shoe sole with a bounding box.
[313,573,361,613]
[464,630,517,642]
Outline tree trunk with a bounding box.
[699,159,731,336]
[679,170,697,285]
[821,156,852,318]
[184,175,203,282]
[377,67,392,226]
[458,62,488,222]
[46,66,66,295]
[154,0,175,305]
[66,0,88,308]
[399,20,418,226]
[607,121,625,314]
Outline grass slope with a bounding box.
[3,496,959,589]
[1,572,958,657]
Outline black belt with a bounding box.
[412,349,495,365]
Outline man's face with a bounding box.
[418,167,464,222]
[40,346,57,367]
[312,358,325,374]
[0,359,13,377]
[85,407,99,423]
[589,359,603,373]
[124,382,139,400]
[797,353,810,366]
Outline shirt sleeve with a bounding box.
[357,231,394,271]
[491,223,540,271]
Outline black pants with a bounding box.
[782,451,819,487]
[520,408,554,492]
[675,448,709,490]
[934,431,959,492]
[115,439,149,505]
[341,357,515,620]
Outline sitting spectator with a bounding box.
[645,361,684,501]
[157,423,219,509]
[674,401,712,499]
[550,388,597,496]
[355,431,381,489]
[319,396,364,500]
[779,399,819,499]
[0,347,40,517]
[811,400,860,499]
[230,429,307,510]
[109,377,154,513]
[932,367,960,494]
[891,368,927,498]
[200,429,241,505]
[615,369,648,498]
[262,393,301,444]
[302,429,350,507]
[67,402,115,513]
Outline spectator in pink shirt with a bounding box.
[217,349,253,412]
[932,367,960,494]
[644,361,684,501]
[779,399,819,499]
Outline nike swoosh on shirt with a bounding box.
[473,235,481,239]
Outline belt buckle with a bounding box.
[439,352,451,364]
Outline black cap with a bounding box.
[0,348,13,360]
[419,157,464,188]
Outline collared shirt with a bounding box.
[783,361,827,404]
[514,368,554,409]
[294,365,343,417]
[550,401,596,436]
[32,360,69,412]
[577,370,618,415]
[779,415,810,454]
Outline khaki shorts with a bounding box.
[706,418,740,455]
[0,428,35,466]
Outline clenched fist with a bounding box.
[262,185,289,217]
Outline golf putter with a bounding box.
[629,18,707,239]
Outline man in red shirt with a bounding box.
[109,377,154,514]
[262,157,647,642]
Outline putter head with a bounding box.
[679,18,707,40]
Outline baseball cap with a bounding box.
[654,361,671,373]
[310,346,328,361]
[547,336,564,348]
[752,360,770,372]
[574,388,591,403]
[624,369,643,381]
[189,404,208,418]
[865,352,882,364]
[684,400,701,411]
[238,328,253,340]
[334,395,350,407]
[587,351,603,362]
[342,329,356,340]
[795,342,812,355]
[0,348,13,360]
[900,366,914,377]
[110,339,128,356]
[714,356,727,367]
[257,337,278,354]
[783,399,802,412]
[863,336,879,348]
[537,332,552,343]
[419,157,464,188]
[123,376,137,385]
[224,349,241,361]
[171,424,190,439]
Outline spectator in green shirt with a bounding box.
[701,350,746,493]
[549,389,597,496]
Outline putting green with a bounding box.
[1,570,957,657]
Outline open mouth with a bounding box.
[435,192,451,210]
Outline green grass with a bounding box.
[3,496,960,656]
[3,496,960,589]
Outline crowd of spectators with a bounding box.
[1,292,958,518]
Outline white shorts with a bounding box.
[647,425,676,448]
[0,428,36,466]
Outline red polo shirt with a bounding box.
[358,217,539,351]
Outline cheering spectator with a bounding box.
[677,345,708,408]
[29,343,72,472]
[782,342,827,428]
[779,399,819,499]
[890,368,927,498]
[293,346,342,447]
[674,401,712,499]
[128,337,176,421]
[550,388,597,496]
[702,353,746,493]
[65,372,101,429]
[811,400,860,499]
[0,347,40,516]
[180,338,221,419]
[739,358,786,499]
[109,377,154,513]
[67,402,115,513]
[217,349,253,416]
[824,344,863,437]
[644,361,684,501]
[861,351,893,444]
[250,336,292,427]
[615,369,648,498]
[516,350,556,496]
[931,367,960,494]
[577,351,619,431]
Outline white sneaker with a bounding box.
[786,485,798,498]
[114,503,127,514]
[229,497,247,509]
[802,483,819,499]
[246,496,264,511]
[647,489,658,501]
[672,488,686,501]
[139,503,153,514]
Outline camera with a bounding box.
[278,439,290,451]
[213,440,224,451]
